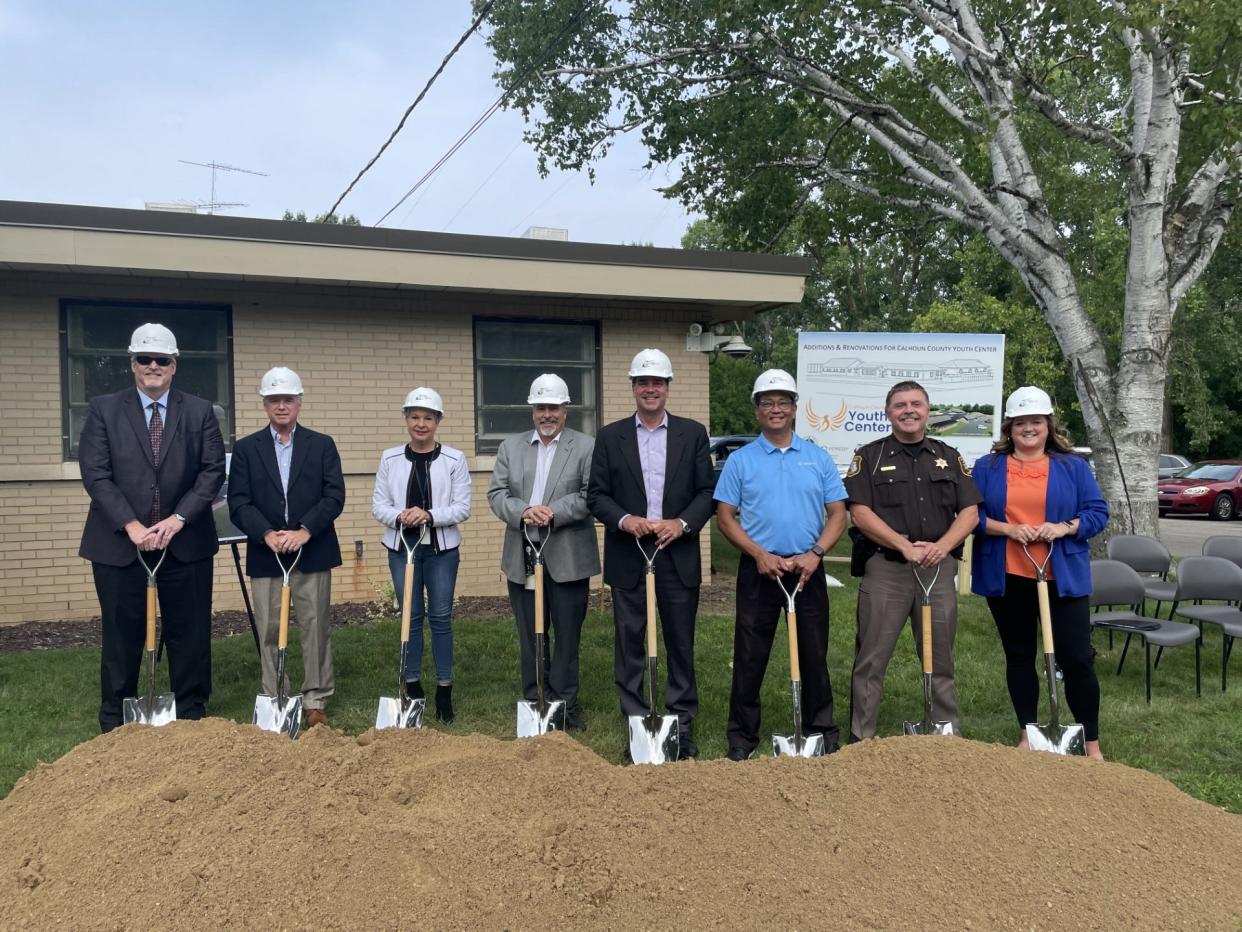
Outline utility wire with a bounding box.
[440,139,523,231]
[326,0,497,219]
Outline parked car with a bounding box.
[1158,453,1192,479]
[1157,460,1242,520]
[709,435,756,487]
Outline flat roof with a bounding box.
[0,200,810,316]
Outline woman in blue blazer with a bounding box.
[972,387,1109,758]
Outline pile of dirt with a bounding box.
[2,721,1239,930]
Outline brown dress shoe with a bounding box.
[306,708,327,728]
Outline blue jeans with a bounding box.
[388,544,459,685]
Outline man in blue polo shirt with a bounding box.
[715,369,848,760]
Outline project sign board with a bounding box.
[795,332,1006,473]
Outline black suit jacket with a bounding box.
[78,387,225,567]
[588,412,715,589]
[227,424,345,578]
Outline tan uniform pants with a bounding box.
[252,568,334,710]
[850,553,959,739]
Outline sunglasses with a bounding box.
[134,355,174,367]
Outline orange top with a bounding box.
[1005,456,1053,580]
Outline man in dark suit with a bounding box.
[228,367,345,727]
[588,348,715,759]
[78,323,226,732]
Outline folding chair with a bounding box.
[1169,556,1242,692]
[1106,535,1176,617]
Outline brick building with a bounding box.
[0,201,808,624]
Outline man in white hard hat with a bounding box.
[487,373,600,730]
[714,370,848,759]
[228,367,345,727]
[78,322,225,732]
[588,348,715,759]
[843,380,982,741]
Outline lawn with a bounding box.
[3,525,1240,813]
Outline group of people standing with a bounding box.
[79,324,1109,761]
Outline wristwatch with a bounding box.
[810,544,826,557]
[679,519,691,535]
[173,513,187,523]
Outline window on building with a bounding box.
[474,319,599,454]
[61,301,233,459]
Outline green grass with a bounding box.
[3,530,1241,813]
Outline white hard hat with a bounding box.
[527,373,571,405]
[403,386,444,415]
[128,323,179,357]
[259,366,304,397]
[628,348,674,381]
[751,368,798,403]
[1004,386,1054,418]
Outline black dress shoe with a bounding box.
[726,746,750,762]
[565,712,587,732]
[435,683,454,723]
[405,679,424,701]
[677,735,699,760]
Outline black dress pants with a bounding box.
[612,561,699,733]
[727,555,838,753]
[93,552,214,732]
[508,576,590,714]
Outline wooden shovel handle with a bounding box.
[278,584,292,650]
[1036,579,1055,656]
[145,585,157,652]
[786,610,801,682]
[645,570,658,659]
[399,563,414,643]
[534,564,545,636]
[921,604,934,674]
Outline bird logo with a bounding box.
[805,399,848,431]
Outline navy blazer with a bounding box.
[228,424,345,578]
[970,451,1109,598]
[588,412,715,590]
[78,387,225,567]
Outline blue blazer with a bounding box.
[970,452,1108,598]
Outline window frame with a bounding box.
[59,299,235,460]
[472,316,601,456]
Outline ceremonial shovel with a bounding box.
[1023,541,1086,756]
[123,545,176,727]
[253,547,303,738]
[375,526,427,730]
[627,537,679,765]
[903,563,956,736]
[772,572,824,758]
[517,523,565,737]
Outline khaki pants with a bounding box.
[252,568,334,710]
[850,553,959,739]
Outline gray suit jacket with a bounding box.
[487,427,600,584]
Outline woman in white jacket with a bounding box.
[372,387,471,722]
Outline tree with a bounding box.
[282,210,361,225]
[480,0,1242,536]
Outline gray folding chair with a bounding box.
[1202,536,1242,591]
[1106,534,1176,617]
[1170,556,1242,692]
[1089,560,1200,703]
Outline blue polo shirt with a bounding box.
[714,433,846,556]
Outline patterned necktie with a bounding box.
[149,402,163,523]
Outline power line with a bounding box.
[440,139,523,231]
[326,0,497,219]
[506,173,577,236]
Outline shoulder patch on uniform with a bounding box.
[846,454,862,478]
[958,454,972,477]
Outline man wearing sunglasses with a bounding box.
[78,322,225,732]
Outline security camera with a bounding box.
[687,322,705,337]
[720,335,753,358]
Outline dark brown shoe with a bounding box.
[306,708,328,728]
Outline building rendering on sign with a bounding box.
[0,200,809,624]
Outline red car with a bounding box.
[1158,460,1242,520]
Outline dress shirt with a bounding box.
[528,431,560,506]
[271,424,296,522]
[138,388,171,427]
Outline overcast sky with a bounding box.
[0,1,695,246]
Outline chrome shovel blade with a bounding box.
[903,720,957,736]
[253,694,302,739]
[516,699,565,738]
[122,693,176,727]
[627,713,679,765]
[772,732,826,758]
[375,696,425,730]
[1025,721,1086,756]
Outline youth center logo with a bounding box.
[805,398,889,435]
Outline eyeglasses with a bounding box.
[756,399,795,410]
[134,355,173,367]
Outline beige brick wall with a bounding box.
[0,273,713,624]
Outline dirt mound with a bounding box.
[2,721,1239,930]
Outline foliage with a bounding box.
[282,210,361,225]
[708,353,762,435]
